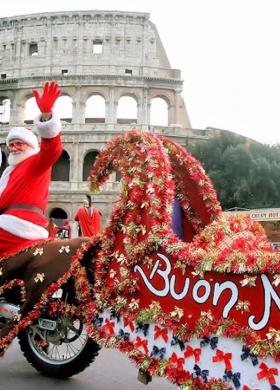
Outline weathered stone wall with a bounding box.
[0,10,197,225]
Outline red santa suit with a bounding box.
[0,115,62,258]
[74,206,101,237]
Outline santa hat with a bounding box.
[6,127,39,149]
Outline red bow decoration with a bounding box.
[242,386,251,390]
[168,352,185,370]
[184,345,201,363]
[154,325,169,343]
[101,319,115,337]
[212,349,232,370]
[134,336,149,354]
[257,362,278,385]
[124,317,135,332]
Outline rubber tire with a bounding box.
[18,329,100,379]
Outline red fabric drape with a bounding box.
[74,207,101,237]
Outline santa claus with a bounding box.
[0,81,62,258]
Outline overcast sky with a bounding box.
[1,0,279,144]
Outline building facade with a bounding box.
[0,10,203,225]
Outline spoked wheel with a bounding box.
[18,315,100,378]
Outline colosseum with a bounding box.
[0,10,204,230]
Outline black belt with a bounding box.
[0,204,44,216]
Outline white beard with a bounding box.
[8,147,39,166]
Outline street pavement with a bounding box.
[0,341,175,390]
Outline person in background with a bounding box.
[47,217,59,239]
[74,195,102,237]
[0,81,62,257]
[57,218,71,239]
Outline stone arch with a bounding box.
[0,97,11,124]
[52,150,70,181]
[48,207,69,230]
[85,94,106,123]
[150,96,169,126]
[84,89,108,101]
[82,87,109,105]
[83,150,99,181]
[115,91,139,102]
[55,95,73,123]
[150,92,172,106]
[49,207,68,219]
[117,95,138,124]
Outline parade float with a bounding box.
[87,130,280,390]
[0,129,279,390]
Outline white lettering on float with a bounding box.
[192,280,211,303]
[248,274,280,330]
[134,253,237,311]
[134,253,190,298]
[213,281,239,318]
[134,253,280,330]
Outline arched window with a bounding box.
[150,97,168,126]
[0,150,7,176]
[0,98,11,124]
[49,208,68,219]
[29,42,38,56]
[52,150,70,181]
[116,171,122,182]
[83,150,99,181]
[55,95,73,123]
[85,95,105,123]
[49,208,68,229]
[117,96,137,124]
[24,97,40,124]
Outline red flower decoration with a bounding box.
[134,336,149,354]
[168,352,185,370]
[101,319,115,337]
[176,370,192,385]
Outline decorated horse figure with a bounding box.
[0,236,102,376]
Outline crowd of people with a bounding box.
[47,195,102,240]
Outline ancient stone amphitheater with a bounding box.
[0,10,204,227]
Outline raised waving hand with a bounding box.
[33,81,61,114]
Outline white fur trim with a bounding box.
[0,214,49,239]
[6,127,39,149]
[34,114,61,139]
[0,166,14,196]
